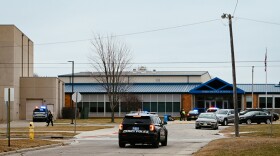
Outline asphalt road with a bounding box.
[7,121,228,156]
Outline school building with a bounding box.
[58,68,280,117]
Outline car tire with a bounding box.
[152,137,160,148]
[187,118,191,121]
[161,134,168,146]
[257,122,261,124]
[33,118,36,122]
[222,119,228,126]
[119,141,125,148]
[246,119,252,124]
[266,119,271,124]
[195,126,200,129]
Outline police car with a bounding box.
[118,111,168,148]
[32,106,48,122]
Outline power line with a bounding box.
[0,19,220,48]
[233,0,239,16]
[236,17,280,26]
[0,60,280,65]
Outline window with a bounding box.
[166,102,172,112]
[143,102,150,112]
[173,102,180,112]
[90,102,97,112]
[97,102,104,112]
[275,97,280,108]
[246,96,252,108]
[259,97,273,108]
[151,102,157,112]
[158,102,165,112]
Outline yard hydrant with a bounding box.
[29,122,34,140]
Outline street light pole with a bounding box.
[68,61,74,124]
[221,13,239,137]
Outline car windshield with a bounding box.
[123,116,151,124]
[33,109,46,112]
[243,111,258,116]
[198,113,215,119]
[216,110,228,115]
[189,110,199,114]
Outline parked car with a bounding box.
[186,110,199,121]
[118,111,168,148]
[239,108,279,121]
[32,106,48,122]
[206,107,219,113]
[239,111,272,124]
[215,109,235,126]
[195,113,219,130]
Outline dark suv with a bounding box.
[118,112,168,148]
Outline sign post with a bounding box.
[4,88,14,147]
[72,92,81,134]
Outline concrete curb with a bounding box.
[0,142,71,156]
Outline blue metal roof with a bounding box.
[190,77,245,94]
[65,82,280,94]
[237,84,280,93]
[65,83,201,94]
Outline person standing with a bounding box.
[180,109,186,121]
[47,111,53,126]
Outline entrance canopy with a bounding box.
[190,77,245,94]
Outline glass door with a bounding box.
[205,100,216,109]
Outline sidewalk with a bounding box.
[0,120,47,128]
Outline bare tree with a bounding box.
[89,34,132,122]
[121,94,142,114]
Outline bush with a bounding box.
[62,107,75,119]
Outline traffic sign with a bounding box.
[72,92,82,102]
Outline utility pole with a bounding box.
[68,61,74,124]
[252,66,254,107]
[221,13,239,137]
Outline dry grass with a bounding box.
[0,139,62,153]
[0,125,113,138]
[194,137,280,156]
[0,122,115,153]
[194,124,280,156]
[54,118,123,124]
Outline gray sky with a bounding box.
[1,0,279,84]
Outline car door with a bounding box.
[253,111,266,123]
[228,110,235,123]
[154,117,165,141]
[250,112,260,123]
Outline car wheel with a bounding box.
[187,118,191,121]
[257,122,261,124]
[161,134,168,146]
[246,119,252,124]
[152,137,160,148]
[119,140,125,148]
[33,118,36,122]
[266,119,271,124]
[213,124,218,130]
[195,126,200,129]
[222,119,228,126]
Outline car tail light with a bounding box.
[149,124,155,131]
[119,123,123,130]
[187,114,190,116]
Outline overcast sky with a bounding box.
[1,0,279,84]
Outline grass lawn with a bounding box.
[194,124,280,156]
[0,120,116,154]
[0,139,62,153]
